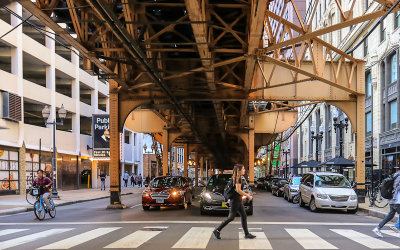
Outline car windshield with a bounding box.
[279,180,288,184]
[291,177,301,185]
[315,175,350,188]
[151,177,181,188]
[207,175,230,187]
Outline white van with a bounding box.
[298,172,358,213]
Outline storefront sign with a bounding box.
[92,114,110,158]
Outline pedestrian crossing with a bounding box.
[0,226,400,249]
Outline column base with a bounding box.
[356,188,366,203]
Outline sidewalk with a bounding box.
[359,202,399,222]
[0,187,144,216]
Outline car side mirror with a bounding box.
[144,184,148,187]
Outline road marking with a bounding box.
[0,221,380,226]
[130,204,141,208]
[331,229,399,249]
[104,230,162,248]
[172,227,214,249]
[0,229,29,237]
[0,228,73,250]
[381,230,400,238]
[286,229,337,249]
[38,227,121,249]
[239,232,272,249]
[143,226,169,229]
[238,228,262,230]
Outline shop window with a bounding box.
[366,112,372,136]
[390,100,398,129]
[366,71,372,97]
[0,149,19,193]
[390,53,398,84]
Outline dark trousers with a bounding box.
[216,198,249,235]
[378,204,400,229]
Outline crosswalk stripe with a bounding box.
[239,232,272,249]
[381,230,400,238]
[285,229,337,249]
[0,229,29,237]
[331,229,399,249]
[38,227,121,249]
[172,227,214,249]
[0,228,73,250]
[104,230,162,248]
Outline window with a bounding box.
[364,39,368,57]
[395,11,400,29]
[299,125,303,157]
[390,53,398,83]
[380,22,386,42]
[134,134,136,146]
[124,132,130,144]
[366,112,372,136]
[390,100,398,129]
[366,71,372,97]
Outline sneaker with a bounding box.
[373,227,383,238]
[390,226,400,233]
[213,230,221,240]
[244,233,256,239]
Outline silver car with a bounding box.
[298,172,358,213]
[283,176,301,202]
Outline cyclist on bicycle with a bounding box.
[32,170,53,211]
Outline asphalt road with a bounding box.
[0,188,398,250]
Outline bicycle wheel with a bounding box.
[374,189,389,208]
[34,200,46,220]
[26,188,35,205]
[48,199,56,218]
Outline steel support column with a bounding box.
[356,96,366,202]
[195,152,199,187]
[108,79,123,208]
[162,128,169,176]
[184,144,188,177]
[200,156,204,185]
[248,130,255,185]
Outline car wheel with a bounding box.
[288,194,293,202]
[142,206,150,211]
[348,206,358,214]
[299,194,305,207]
[309,197,319,212]
[283,192,287,200]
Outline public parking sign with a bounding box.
[92,114,110,158]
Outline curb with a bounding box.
[358,206,399,223]
[0,191,140,216]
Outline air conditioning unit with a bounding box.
[2,92,22,122]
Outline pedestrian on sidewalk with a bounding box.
[138,174,143,187]
[123,172,129,187]
[213,164,256,240]
[130,174,135,187]
[100,172,106,191]
[373,166,400,237]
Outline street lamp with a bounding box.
[42,104,67,199]
[282,145,290,178]
[311,123,324,162]
[332,109,349,158]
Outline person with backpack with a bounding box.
[213,164,256,240]
[373,166,400,237]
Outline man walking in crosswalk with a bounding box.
[373,166,400,237]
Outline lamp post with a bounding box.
[311,123,324,162]
[42,104,67,199]
[282,146,290,178]
[332,109,349,158]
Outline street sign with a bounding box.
[92,114,110,158]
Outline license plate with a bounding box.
[156,198,164,203]
[33,189,38,195]
[221,202,228,208]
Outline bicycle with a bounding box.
[31,186,56,220]
[367,182,388,208]
[26,186,36,205]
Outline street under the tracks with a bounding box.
[0,189,398,250]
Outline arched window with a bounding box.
[366,71,372,97]
[390,52,398,83]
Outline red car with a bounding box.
[142,176,193,210]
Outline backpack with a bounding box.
[380,175,397,200]
[223,179,235,201]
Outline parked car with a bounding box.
[255,177,266,189]
[200,174,253,215]
[298,172,358,213]
[283,176,302,202]
[142,176,192,210]
[266,177,280,192]
[271,179,288,196]
[185,177,195,199]
[263,176,272,190]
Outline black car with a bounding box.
[255,177,266,189]
[200,174,253,215]
[271,179,288,196]
[266,177,280,191]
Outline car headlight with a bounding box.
[204,193,212,200]
[316,194,328,199]
[350,195,357,200]
[290,188,297,192]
